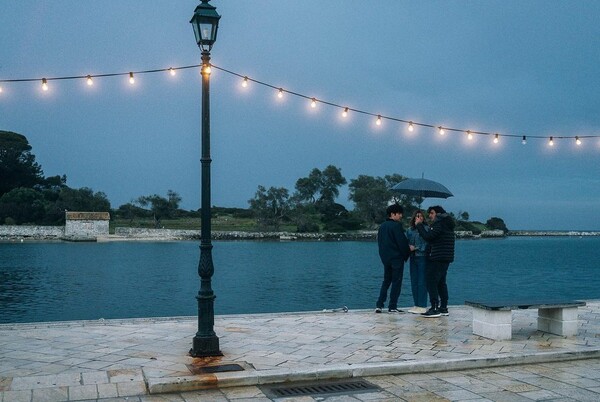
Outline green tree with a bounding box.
[291,166,348,231]
[319,165,347,204]
[319,202,362,232]
[294,170,321,204]
[348,175,389,227]
[57,187,111,212]
[287,202,321,233]
[0,185,109,226]
[115,202,151,222]
[0,130,116,225]
[0,131,44,197]
[385,174,410,205]
[0,187,46,224]
[166,190,182,216]
[248,185,290,230]
[136,190,181,228]
[39,174,68,191]
[293,165,346,205]
[486,217,508,233]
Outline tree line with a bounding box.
[246,165,507,233]
[0,131,111,225]
[0,130,507,232]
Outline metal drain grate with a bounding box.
[261,379,380,398]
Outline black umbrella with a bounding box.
[391,178,453,199]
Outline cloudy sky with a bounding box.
[1,1,599,230]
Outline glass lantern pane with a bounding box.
[200,23,214,41]
[192,23,201,42]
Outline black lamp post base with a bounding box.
[190,336,222,357]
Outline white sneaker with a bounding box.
[408,307,427,314]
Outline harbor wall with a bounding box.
[2,225,599,242]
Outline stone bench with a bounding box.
[464,299,586,340]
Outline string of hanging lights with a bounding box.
[0,65,199,88]
[1,63,597,147]
[212,65,595,148]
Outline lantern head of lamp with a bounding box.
[190,0,221,52]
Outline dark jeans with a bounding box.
[376,261,404,310]
[409,255,428,308]
[426,260,449,308]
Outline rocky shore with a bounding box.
[111,227,378,241]
[1,225,599,242]
[508,230,600,237]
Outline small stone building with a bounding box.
[64,212,110,238]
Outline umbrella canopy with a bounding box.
[391,178,453,199]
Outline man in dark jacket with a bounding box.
[376,204,411,313]
[415,205,455,318]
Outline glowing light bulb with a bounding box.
[376,115,382,125]
[438,126,445,135]
[493,134,499,144]
[277,88,283,98]
[86,75,93,86]
[242,76,248,87]
[169,67,176,76]
[522,135,527,145]
[0,86,3,93]
[467,130,473,140]
[575,136,581,145]
[202,64,211,74]
[342,107,348,117]
[42,78,48,91]
[549,136,554,146]
[129,72,135,84]
[408,122,414,132]
[311,98,317,108]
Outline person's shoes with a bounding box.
[375,307,382,313]
[422,307,441,318]
[439,307,449,316]
[408,307,427,314]
[388,308,404,313]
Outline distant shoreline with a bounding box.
[1,225,599,242]
[508,230,600,237]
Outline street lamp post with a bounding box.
[190,0,222,357]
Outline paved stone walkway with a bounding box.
[1,301,599,401]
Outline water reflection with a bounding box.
[1,237,599,324]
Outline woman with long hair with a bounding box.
[406,210,428,314]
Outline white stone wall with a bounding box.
[114,227,200,238]
[64,220,109,237]
[63,211,110,238]
[0,226,64,239]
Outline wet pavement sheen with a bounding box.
[1,301,599,401]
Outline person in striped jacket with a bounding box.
[415,205,455,317]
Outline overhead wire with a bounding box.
[1,62,597,145]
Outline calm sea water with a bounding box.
[1,237,599,324]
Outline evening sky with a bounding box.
[1,1,599,230]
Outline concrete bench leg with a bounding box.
[538,307,579,336]
[472,308,512,340]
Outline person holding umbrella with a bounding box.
[375,203,411,313]
[415,205,455,318]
